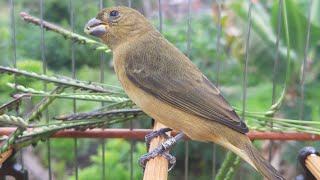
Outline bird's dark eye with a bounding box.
[110,10,119,17]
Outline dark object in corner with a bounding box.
[297,147,320,180]
[0,154,28,180]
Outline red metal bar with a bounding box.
[0,128,320,140]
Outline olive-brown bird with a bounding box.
[85,6,284,180]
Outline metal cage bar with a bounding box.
[299,0,312,120]
[0,128,319,141]
[69,0,79,179]
[98,0,107,179]
[2,1,319,179]
[212,0,222,178]
[184,0,191,179]
[268,0,283,163]
[39,0,52,179]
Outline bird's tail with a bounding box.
[216,135,284,180]
[242,142,284,180]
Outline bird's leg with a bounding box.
[145,127,172,151]
[139,132,185,171]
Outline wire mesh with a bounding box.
[184,1,191,179]
[39,0,52,179]
[127,1,134,179]
[239,1,253,178]
[242,0,252,122]
[69,0,79,179]
[3,0,317,179]
[10,0,25,176]
[268,0,283,163]
[212,0,222,178]
[98,1,107,179]
[299,0,312,120]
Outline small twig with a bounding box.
[13,116,138,150]
[0,114,27,129]
[0,86,64,154]
[20,12,111,54]
[97,100,136,111]
[6,83,128,102]
[0,66,111,93]
[0,94,31,115]
[54,109,144,121]
[23,86,65,122]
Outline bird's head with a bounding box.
[84,6,155,49]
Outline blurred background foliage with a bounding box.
[1,0,320,179]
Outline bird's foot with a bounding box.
[145,127,172,151]
[138,136,177,171]
[139,132,185,171]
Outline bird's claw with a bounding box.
[139,136,177,171]
[162,153,176,171]
[145,128,172,151]
[139,129,179,171]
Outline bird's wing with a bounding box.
[124,38,248,134]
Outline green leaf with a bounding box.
[271,0,320,57]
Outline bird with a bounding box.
[84,6,284,180]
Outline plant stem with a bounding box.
[268,0,291,114]
[0,87,65,154]
[225,156,241,180]
[215,151,237,180]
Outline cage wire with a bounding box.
[2,0,316,179]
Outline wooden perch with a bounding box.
[0,148,13,166]
[305,154,320,179]
[143,121,171,180]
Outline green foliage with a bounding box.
[233,83,275,111]
[305,82,320,122]
[0,60,42,90]
[0,0,113,69]
[1,0,320,179]
[46,139,76,163]
[161,14,241,85]
[271,0,320,58]
[54,160,67,180]
[33,139,101,179]
[0,60,44,104]
[68,139,144,180]
[229,1,288,86]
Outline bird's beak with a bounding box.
[84,18,107,37]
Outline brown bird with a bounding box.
[85,6,284,180]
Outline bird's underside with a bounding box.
[121,32,249,134]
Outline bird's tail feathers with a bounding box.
[243,142,285,180]
[216,136,284,180]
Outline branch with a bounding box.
[0,66,112,93]
[20,12,111,54]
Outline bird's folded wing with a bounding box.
[125,56,248,134]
